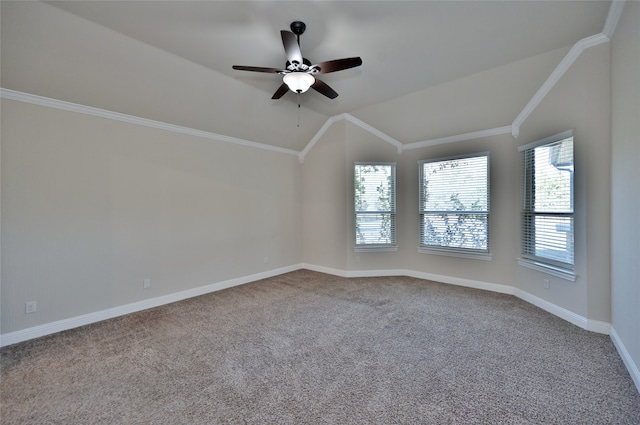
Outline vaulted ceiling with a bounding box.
[1,1,612,151]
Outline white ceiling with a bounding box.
[4,1,613,150]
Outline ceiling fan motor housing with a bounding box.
[286,58,318,73]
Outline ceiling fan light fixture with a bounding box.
[283,72,315,93]
[232,21,360,100]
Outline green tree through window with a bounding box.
[419,154,489,252]
[521,133,574,268]
[355,163,396,247]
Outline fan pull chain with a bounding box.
[297,93,301,128]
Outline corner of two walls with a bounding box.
[301,41,613,331]
[1,18,616,343]
[302,110,521,287]
[301,120,349,271]
[610,0,640,391]
[0,99,304,337]
[514,42,611,324]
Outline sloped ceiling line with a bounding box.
[1,1,625,160]
[342,114,404,154]
[404,126,514,150]
[301,1,624,158]
[0,88,300,157]
[603,0,627,39]
[0,25,610,160]
[512,0,625,138]
[511,33,610,138]
[297,114,344,163]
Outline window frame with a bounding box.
[418,152,491,260]
[518,130,575,280]
[354,162,397,251]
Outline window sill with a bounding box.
[418,247,492,261]
[517,258,576,282]
[354,245,398,253]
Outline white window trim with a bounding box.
[354,162,397,249]
[354,245,398,253]
[418,152,491,255]
[517,258,577,282]
[517,129,574,153]
[418,246,492,261]
[519,129,575,274]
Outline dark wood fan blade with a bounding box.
[271,83,289,99]
[312,57,362,74]
[232,65,283,73]
[281,30,303,65]
[311,79,338,99]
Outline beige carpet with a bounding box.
[1,270,639,424]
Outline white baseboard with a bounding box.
[300,263,350,277]
[4,263,631,394]
[300,263,406,278]
[610,326,640,394]
[513,288,611,334]
[403,269,515,295]
[0,264,302,347]
[0,263,611,346]
[301,264,514,294]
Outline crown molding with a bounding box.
[342,114,404,154]
[3,1,624,157]
[297,114,344,163]
[0,88,300,157]
[2,12,614,159]
[404,126,513,150]
[3,88,509,161]
[511,32,610,138]
[603,1,627,40]
[298,113,402,163]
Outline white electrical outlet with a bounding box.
[25,301,37,314]
[263,256,269,264]
[544,279,550,289]
[143,278,151,289]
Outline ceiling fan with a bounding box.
[232,21,362,100]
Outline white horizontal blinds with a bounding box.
[419,154,489,252]
[354,163,396,246]
[522,135,574,268]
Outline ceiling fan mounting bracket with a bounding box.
[290,21,306,36]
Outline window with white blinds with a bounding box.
[521,131,574,270]
[419,153,489,254]
[354,163,396,248]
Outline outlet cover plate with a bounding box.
[26,301,37,314]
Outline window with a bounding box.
[354,163,396,249]
[419,153,490,257]
[520,131,574,272]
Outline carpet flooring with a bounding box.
[1,270,639,424]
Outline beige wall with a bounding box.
[1,40,614,336]
[352,47,569,144]
[1,100,303,334]
[611,0,640,383]
[345,123,403,272]
[0,1,326,152]
[0,1,630,364]
[301,42,612,327]
[515,43,611,322]
[301,121,348,271]
[398,134,519,286]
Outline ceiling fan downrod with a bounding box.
[290,21,306,44]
